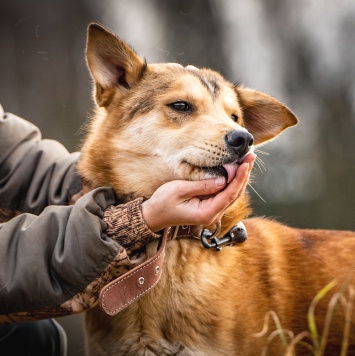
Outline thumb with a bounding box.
[179,177,226,199]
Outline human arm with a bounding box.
[0,188,119,314]
[0,106,158,318]
[0,105,253,322]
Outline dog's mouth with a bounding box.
[181,149,254,184]
[183,162,240,200]
[203,163,240,183]
[183,160,242,183]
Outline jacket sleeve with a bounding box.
[0,187,122,314]
[0,106,159,320]
[0,194,160,324]
[0,104,81,214]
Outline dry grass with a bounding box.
[255,280,355,356]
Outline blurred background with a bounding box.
[1,0,355,354]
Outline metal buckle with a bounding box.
[201,221,248,251]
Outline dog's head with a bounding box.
[79,24,297,206]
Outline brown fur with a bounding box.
[79,24,355,355]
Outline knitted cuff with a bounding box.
[103,197,161,252]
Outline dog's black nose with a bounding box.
[225,130,254,156]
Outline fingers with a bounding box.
[178,177,226,199]
[228,153,255,194]
[202,163,250,215]
[172,153,255,201]
[198,154,256,222]
[141,177,226,231]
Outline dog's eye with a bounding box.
[169,101,191,112]
[231,114,239,122]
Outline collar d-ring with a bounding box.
[201,221,247,251]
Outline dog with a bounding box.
[78,24,355,355]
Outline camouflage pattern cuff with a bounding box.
[103,197,161,252]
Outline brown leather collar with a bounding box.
[166,225,203,240]
[99,225,202,316]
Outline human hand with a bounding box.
[141,154,256,232]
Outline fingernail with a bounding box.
[215,177,226,186]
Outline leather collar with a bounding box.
[99,225,201,316]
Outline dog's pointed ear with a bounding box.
[236,87,298,145]
[86,23,146,107]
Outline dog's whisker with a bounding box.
[248,183,266,203]
[254,159,265,174]
[255,155,266,166]
[255,156,267,173]
[255,148,270,156]
[248,172,256,185]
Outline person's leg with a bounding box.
[0,319,67,356]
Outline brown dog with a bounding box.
[79,24,355,355]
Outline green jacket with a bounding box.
[0,105,157,318]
